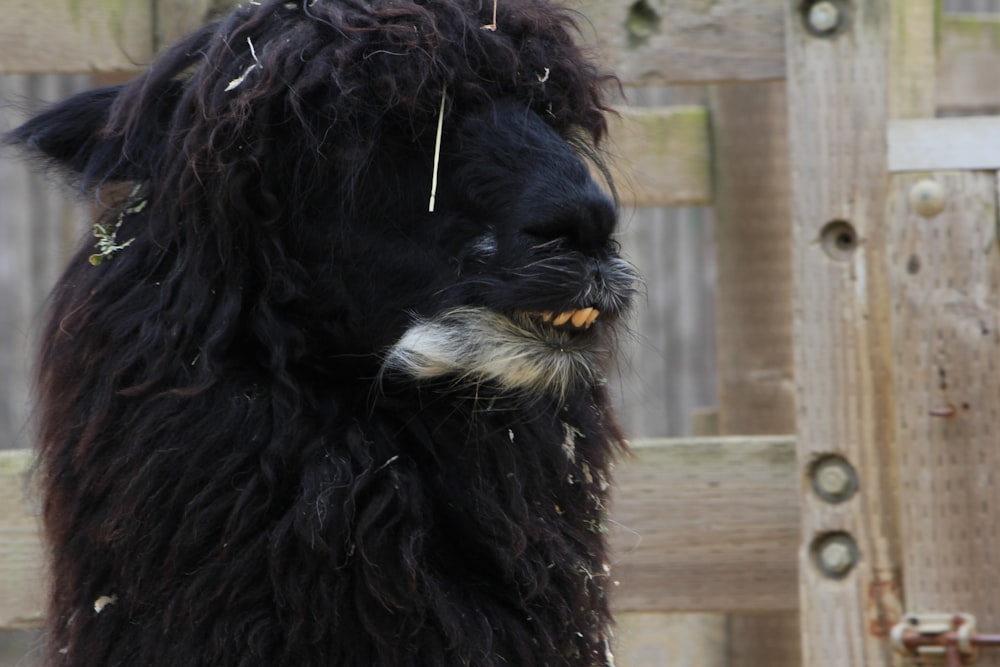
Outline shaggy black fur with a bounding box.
[8,1,637,665]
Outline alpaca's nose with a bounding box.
[523,188,617,252]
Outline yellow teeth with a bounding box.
[571,308,594,328]
[552,311,573,326]
[537,308,600,329]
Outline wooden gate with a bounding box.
[2,1,1000,665]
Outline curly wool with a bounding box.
[8,1,633,666]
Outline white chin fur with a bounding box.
[381,307,606,396]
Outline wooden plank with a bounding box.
[938,13,1000,112]
[614,612,726,667]
[0,0,782,79]
[0,0,156,73]
[5,0,1000,115]
[710,80,800,667]
[0,74,93,451]
[784,1,936,665]
[0,437,802,628]
[568,0,785,85]
[889,116,1000,172]
[608,436,799,613]
[608,410,727,664]
[154,0,216,49]
[607,106,712,208]
[886,171,1000,660]
[571,1,1000,101]
[711,82,795,438]
[0,450,44,630]
[611,206,717,436]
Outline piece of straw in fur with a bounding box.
[225,37,262,92]
[482,0,498,30]
[428,87,447,213]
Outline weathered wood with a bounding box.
[0,0,156,73]
[889,116,1000,172]
[0,74,93,454]
[785,1,935,665]
[0,437,801,629]
[608,436,799,613]
[154,0,217,50]
[0,450,44,630]
[727,613,803,667]
[6,0,1000,113]
[710,80,800,667]
[611,204,718,438]
[614,612,726,667]
[606,106,712,208]
[886,171,1000,664]
[938,13,1000,112]
[568,0,785,85]
[711,81,795,438]
[609,409,727,665]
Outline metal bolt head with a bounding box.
[820,542,853,574]
[812,533,859,579]
[808,1,840,34]
[817,464,850,495]
[811,456,858,503]
[909,179,947,218]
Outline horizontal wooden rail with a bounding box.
[889,116,1000,172]
[1,0,157,74]
[2,1,998,111]
[0,436,800,629]
[609,436,799,613]
[571,0,784,86]
[607,106,712,208]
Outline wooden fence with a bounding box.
[2,1,1000,666]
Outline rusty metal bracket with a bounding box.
[892,613,1000,666]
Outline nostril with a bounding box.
[570,195,616,251]
[523,192,617,251]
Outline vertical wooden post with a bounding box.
[711,80,800,666]
[785,1,935,665]
[712,81,796,438]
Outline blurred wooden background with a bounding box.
[2,0,999,665]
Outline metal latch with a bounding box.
[892,613,1000,666]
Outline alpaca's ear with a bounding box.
[6,80,181,186]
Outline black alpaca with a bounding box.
[8,1,636,665]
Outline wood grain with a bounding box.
[4,0,1000,115]
[614,612,726,667]
[0,450,44,630]
[938,13,1000,112]
[154,0,217,49]
[0,0,155,73]
[0,74,93,453]
[568,0,785,85]
[710,80,801,667]
[711,82,795,437]
[606,106,712,208]
[608,437,799,613]
[784,1,936,665]
[887,171,1000,664]
[0,437,802,629]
